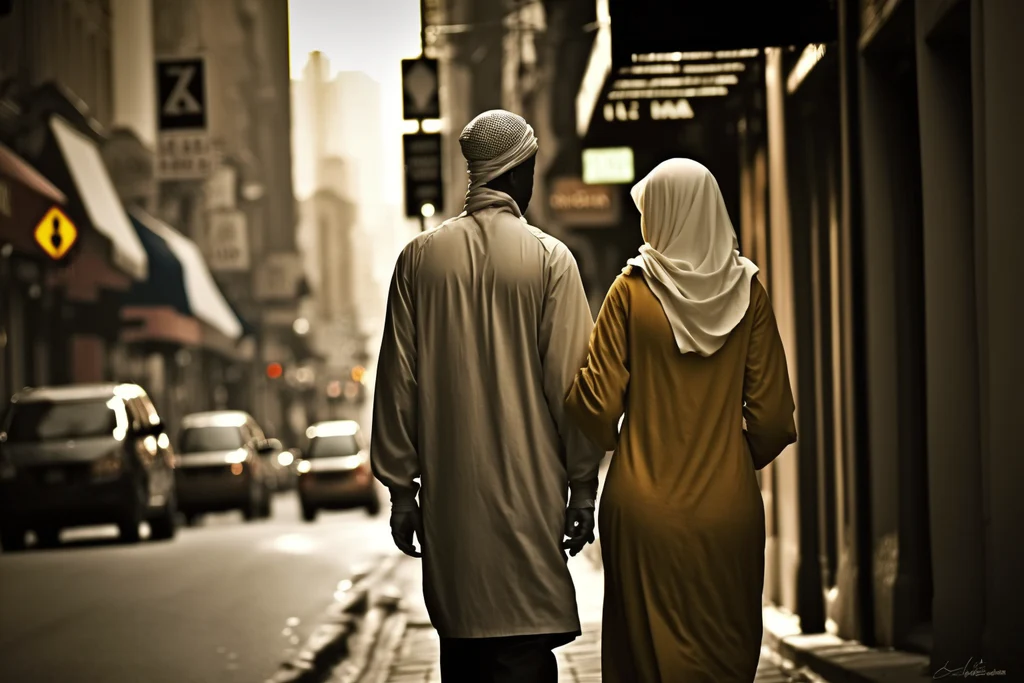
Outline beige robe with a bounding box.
[566,270,797,682]
[371,206,605,639]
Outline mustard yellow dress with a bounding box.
[565,269,797,682]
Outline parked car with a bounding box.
[174,411,274,525]
[296,420,380,521]
[0,383,178,551]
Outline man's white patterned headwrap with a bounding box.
[459,109,538,217]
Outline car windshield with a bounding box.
[307,434,360,458]
[179,426,243,453]
[4,399,118,443]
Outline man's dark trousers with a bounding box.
[439,632,576,682]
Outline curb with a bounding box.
[333,555,427,683]
[268,553,403,683]
[761,607,933,683]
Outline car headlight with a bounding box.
[296,460,311,474]
[91,451,124,480]
[277,451,294,467]
[224,449,247,464]
[336,455,364,471]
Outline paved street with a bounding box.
[0,490,392,683]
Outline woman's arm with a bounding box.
[742,278,797,469]
[565,275,631,452]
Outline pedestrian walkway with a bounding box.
[383,548,829,682]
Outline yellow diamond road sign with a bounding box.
[34,206,77,260]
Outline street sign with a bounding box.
[401,58,440,120]
[34,206,77,260]
[157,132,215,180]
[156,58,207,131]
[254,252,303,302]
[403,133,444,219]
[203,210,250,271]
[156,57,213,180]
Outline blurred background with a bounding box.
[0,0,1021,681]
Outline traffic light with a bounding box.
[266,362,283,379]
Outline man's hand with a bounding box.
[562,506,595,558]
[390,504,423,558]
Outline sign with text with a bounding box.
[203,210,249,271]
[156,133,216,180]
[583,147,635,185]
[549,178,620,228]
[401,58,440,120]
[403,133,444,218]
[156,57,213,180]
[601,98,696,123]
[254,252,303,302]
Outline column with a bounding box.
[111,0,157,147]
[764,48,802,616]
[974,0,1024,671]
[915,0,985,666]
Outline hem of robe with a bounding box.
[434,623,583,640]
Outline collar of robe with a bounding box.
[463,186,523,219]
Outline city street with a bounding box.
[0,490,392,683]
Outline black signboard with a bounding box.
[403,133,444,219]
[609,0,838,61]
[156,58,207,131]
[401,58,441,120]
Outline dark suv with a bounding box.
[0,384,178,551]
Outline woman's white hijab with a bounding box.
[626,158,759,356]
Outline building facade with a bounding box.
[0,0,249,435]
[0,0,141,397]
[152,0,300,444]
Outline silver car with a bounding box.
[295,420,380,521]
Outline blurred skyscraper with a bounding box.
[292,52,389,419]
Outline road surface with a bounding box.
[0,491,393,683]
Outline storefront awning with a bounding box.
[129,209,243,341]
[50,116,148,280]
[124,215,191,315]
[607,0,837,60]
[577,0,837,142]
[0,143,67,252]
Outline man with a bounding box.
[371,110,604,682]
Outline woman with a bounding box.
[565,159,797,682]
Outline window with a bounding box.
[4,399,117,443]
[179,426,244,454]
[307,434,360,458]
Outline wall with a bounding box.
[0,0,113,127]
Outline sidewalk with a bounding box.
[382,548,828,683]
